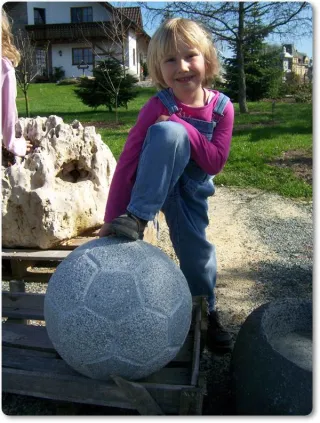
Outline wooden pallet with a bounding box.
[2,234,99,284]
[2,245,207,415]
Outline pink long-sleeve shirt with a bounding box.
[104,89,234,222]
[1,56,27,157]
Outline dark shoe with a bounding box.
[111,213,147,240]
[206,310,233,353]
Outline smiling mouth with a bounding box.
[176,76,194,83]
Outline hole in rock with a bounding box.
[57,160,90,183]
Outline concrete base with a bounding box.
[231,298,312,415]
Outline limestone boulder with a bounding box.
[2,116,117,249]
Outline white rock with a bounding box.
[2,116,117,249]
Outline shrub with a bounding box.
[294,84,312,103]
[142,62,148,79]
[52,66,65,82]
[75,58,138,112]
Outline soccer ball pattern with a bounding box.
[44,237,192,381]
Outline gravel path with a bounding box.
[2,186,313,415]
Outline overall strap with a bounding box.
[156,89,179,115]
[213,93,230,123]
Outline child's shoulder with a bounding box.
[1,57,14,75]
[209,89,233,108]
[209,89,230,99]
[142,92,165,109]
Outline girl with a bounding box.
[99,18,234,352]
[1,9,32,158]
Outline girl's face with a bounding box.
[160,40,206,100]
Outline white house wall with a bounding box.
[27,2,110,24]
[128,29,138,76]
[52,44,93,78]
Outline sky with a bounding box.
[117,1,314,60]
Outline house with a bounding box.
[281,44,311,83]
[4,2,151,80]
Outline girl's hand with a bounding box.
[26,141,33,153]
[156,115,170,123]
[98,222,116,238]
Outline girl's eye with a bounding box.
[166,58,175,63]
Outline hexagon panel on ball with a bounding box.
[44,236,192,381]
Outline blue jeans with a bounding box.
[127,121,216,311]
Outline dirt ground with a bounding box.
[269,148,312,185]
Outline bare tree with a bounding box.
[141,1,312,113]
[95,5,133,77]
[78,3,140,122]
[14,29,39,117]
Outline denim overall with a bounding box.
[127,89,230,311]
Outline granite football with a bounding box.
[44,236,192,381]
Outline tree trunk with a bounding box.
[237,2,248,113]
[115,95,118,124]
[23,89,30,117]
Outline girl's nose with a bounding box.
[177,59,189,72]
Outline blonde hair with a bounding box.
[147,18,219,89]
[1,9,20,67]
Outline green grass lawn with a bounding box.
[17,83,312,200]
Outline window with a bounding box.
[72,48,93,65]
[71,7,93,23]
[34,8,46,24]
[133,48,136,66]
[36,48,47,75]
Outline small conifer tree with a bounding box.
[75,58,138,121]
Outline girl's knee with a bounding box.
[148,121,189,150]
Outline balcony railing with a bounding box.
[25,22,113,42]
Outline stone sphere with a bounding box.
[44,237,192,381]
[231,298,312,415]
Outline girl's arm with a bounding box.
[104,97,166,223]
[2,65,27,157]
[169,101,234,175]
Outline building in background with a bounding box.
[281,44,311,83]
[4,2,150,80]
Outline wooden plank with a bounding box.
[10,260,35,279]
[2,291,45,319]
[2,367,136,411]
[2,343,192,388]
[2,324,52,351]
[111,375,165,415]
[3,308,44,321]
[7,280,27,324]
[2,345,57,360]
[2,273,51,283]
[2,292,45,310]
[141,367,190,385]
[2,367,195,414]
[2,249,72,261]
[190,304,202,386]
[2,346,75,374]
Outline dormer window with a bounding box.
[71,7,93,23]
[34,8,46,24]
